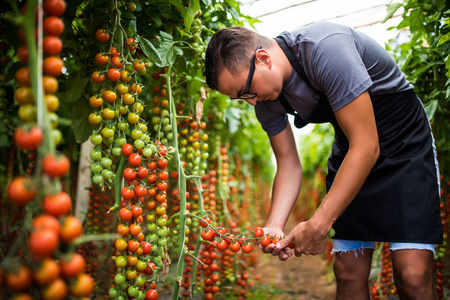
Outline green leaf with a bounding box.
[65,74,89,104]
[157,31,178,66]
[438,33,450,46]
[424,100,438,121]
[71,104,96,143]
[437,0,446,12]
[225,106,242,134]
[151,14,162,26]
[383,2,403,23]
[169,0,200,32]
[136,35,162,66]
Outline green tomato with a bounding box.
[127,285,139,297]
[143,147,153,157]
[92,174,103,184]
[148,233,159,243]
[52,129,62,146]
[136,291,145,300]
[134,275,146,287]
[117,121,129,131]
[90,162,102,173]
[109,287,119,298]
[157,227,168,237]
[119,282,128,290]
[115,255,127,268]
[152,116,160,124]
[90,134,103,146]
[118,104,128,115]
[103,137,114,145]
[115,137,127,147]
[147,222,157,232]
[102,169,114,180]
[101,157,113,168]
[114,273,126,285]
[157,217,167,227]
[146,213,156,222]
[101,127,115,139]
[158,237,167,247]
[134,138,144,149]
[161,118,170,126]
[138,123,148,132]
[125,63,134,73]
[112,147,122,157]
[131,129,143,139]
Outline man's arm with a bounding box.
[260,122,303,260]
[266,122,303,229]
[277,91,379,256]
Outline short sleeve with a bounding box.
[306,33,372,111]
[254,100,289,137]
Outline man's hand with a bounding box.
[275,220,328,256]
[260,227,292,261]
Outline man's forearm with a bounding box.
[265,166,302,230]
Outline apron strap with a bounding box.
[274,36,330,128]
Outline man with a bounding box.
[204,22,442,299]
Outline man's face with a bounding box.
[217,49,283,106]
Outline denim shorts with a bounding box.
[332,239,436,257]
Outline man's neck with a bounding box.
[271,38,293,83]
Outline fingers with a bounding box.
[278,248,292,261]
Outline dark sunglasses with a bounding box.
[230,45,262,100]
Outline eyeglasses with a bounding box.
[230,45,262,100]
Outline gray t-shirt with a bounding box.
[255,22,413,137]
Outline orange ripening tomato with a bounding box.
[43,56,64,77]
[7,176,36,205]
[59,216,83,243]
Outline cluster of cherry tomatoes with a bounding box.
[89,23,151,189]
[434,180,450,299]
[15,0,64,145]
[370,243,396,300]
[108,142,170,299]
[3,1,96,299]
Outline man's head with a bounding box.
[204,27,273,86]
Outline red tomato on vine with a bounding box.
[43,192,71,217]
[242,243,253,254]
[128,153,141,167]
[60,253,85,278]
[43,16,64,36]
[29,229,59,259]
[260,236,271,247]
[14,126,43,151]
[145,289,158,300]
[43,0,66,16]
[95,29,109,43]
[42,153,70,178]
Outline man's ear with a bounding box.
[256,49,272,69]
